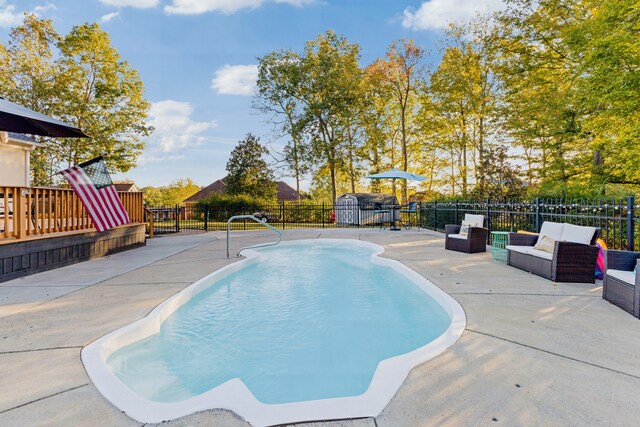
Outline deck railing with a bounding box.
[0,186,146,242]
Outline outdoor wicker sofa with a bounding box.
[506,222,600,283]
[603,250,640,318]
[444,214,488,254]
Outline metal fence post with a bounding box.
[175,204,180,232]
[627,196,635,251]
[322,202,325,228]
[204,205,208,231]
[281,202,285,230]
[486,198,491,243]
[535,197,541,232]
[454,200,459,225]
[243,206,246,230]
[433,201,438,231]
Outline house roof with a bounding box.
[183,177,303,203]
[183,179,226,203]
[113,182,138,192]
[276,181,302,201]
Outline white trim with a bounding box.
[82,239,466,426]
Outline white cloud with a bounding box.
[165,0,314,15]
[33,3,56,14]
[165,0,261,15]
[141,100,217,164]
[0,2,23,27]
[100,12,120,23]
[211,64,258,96]
[402,0,506,31]
[273,0,315,6]
[100,0,159,9]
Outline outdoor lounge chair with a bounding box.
[444,214,488,253]
[603,250,640,318]
[506,222,600,283]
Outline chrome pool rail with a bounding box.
[226,214,282,258]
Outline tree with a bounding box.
[141,178,201,206]
[568,0,640,187]
[57,22,151,172]
[0,15,152,184]
[373,39,425,202]
[225,133,277,199]
[299,31,363,203]
[0,14,64,185]
[255,50,311,200]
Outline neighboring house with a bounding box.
[183,176,302,204]
[0,131,38,187]
[113,181,140,192]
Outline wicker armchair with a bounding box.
[507,223,600,283]
[603,250,640,318]
[444,214,488,254]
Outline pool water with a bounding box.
[107,240,451,405]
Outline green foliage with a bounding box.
[142,178,200,206]
[57,22,151,171]
[225,133,277,200]
[0,14,64,184]
[196,193,275,221]
[255,49,311,198]
[0,14,151,185]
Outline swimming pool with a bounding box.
[82,239,465,426]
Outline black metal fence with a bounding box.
[147,196,639,251]
[419,197,639,251]
[147,203,420,234]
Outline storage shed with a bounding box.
[335,193,399,226]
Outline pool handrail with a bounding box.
[226,214,282,258]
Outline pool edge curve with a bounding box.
[81,238,466,426]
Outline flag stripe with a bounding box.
[61,169,104,231]
[59,158,130,233]
[71,167,117,230]
[104,185,129,224]
[61,168,111,231]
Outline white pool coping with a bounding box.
[81,239,466,426]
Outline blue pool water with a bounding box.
[107,240,451,405]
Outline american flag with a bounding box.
[59,156,130,232]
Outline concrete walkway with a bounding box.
[1,229,639,426]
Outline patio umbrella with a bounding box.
[366,168,426,182]
[366,168,425,231]
[0,97,88,137]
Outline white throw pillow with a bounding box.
[459,221,472,236]
[533,235,556,253]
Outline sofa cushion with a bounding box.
[464,214,484,227]
[448,233,467,240]
[607,269,636,285]
[538,222,564,242]
[507,245,554,261]
[560,223,597,245]
[533,235,556,253]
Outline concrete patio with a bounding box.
[1,229,638,426]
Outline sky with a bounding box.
[0,0,506,189]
